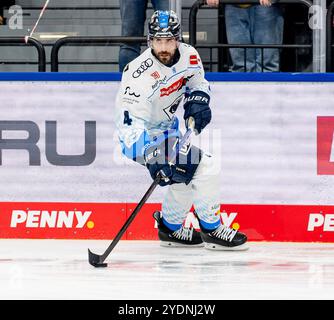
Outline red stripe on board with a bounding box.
[1,202,334,242]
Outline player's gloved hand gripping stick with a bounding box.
[88,117,195,267]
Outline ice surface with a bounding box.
[1,240,334,300]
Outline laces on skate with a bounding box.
[172,227,194,241]
[211,224,238,242]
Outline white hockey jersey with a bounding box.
[114,42,210,162]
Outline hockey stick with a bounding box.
[88,117,195,267]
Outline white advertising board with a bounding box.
[0,80,333,206]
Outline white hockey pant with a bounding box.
[161,152,221,229]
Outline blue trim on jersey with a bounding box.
[120,117,180,162]
[120,130,150,162]
[1,72,334,82]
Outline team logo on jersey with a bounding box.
[151,75,168,90]
[132,58,153,78]
[124,86,140,98]
[160,75,194,97]
[189,54,199,65]
[160,77,184,97]
[163,95,183,120]
[150,71,160,79]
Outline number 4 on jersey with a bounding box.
[123,111,132,126]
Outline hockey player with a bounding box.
[115,10,248,250]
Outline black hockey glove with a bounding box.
[144,132,201,187]
[183,91,211,134]
[144,134,177,187]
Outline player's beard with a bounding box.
[156,51,174,65]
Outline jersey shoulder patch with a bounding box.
[179,43,201,67]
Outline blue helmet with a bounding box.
[148,10,181,40]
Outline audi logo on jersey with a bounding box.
[132,58,154,78]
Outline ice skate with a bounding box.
[200,222,249,251]
[153,211,204,247]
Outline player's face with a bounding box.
[151,37,178,65]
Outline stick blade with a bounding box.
[88,249,108,268]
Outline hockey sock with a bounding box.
[198,218,221,231]
[162,217,183,231]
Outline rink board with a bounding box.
[0,72,334,242]
[2,202,334,242]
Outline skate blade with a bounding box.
[204,242,249,251]
[160,241,204,248]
